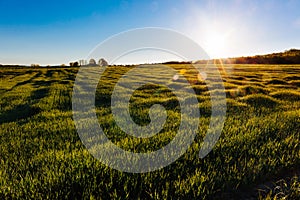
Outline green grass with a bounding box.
[0,65,299,199]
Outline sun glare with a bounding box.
[204,31,229,58]
[183,11,236,59]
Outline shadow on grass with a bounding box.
[32,80,57,87]
[31,88,50,100]
[11,72,42,89]
[0,104,41,124]
[0,88,49,124]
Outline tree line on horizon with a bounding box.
[183,48,300,65]
[222,48,300,64]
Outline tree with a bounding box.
[79,59,87,66]
[89,59,96,65]
[98,58,108,66]
[69,62,79,67]
[31,64,40,67]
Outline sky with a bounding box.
[0,0,300,65]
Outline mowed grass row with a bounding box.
[0,65,299,199]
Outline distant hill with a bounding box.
[222,48,300,64]
[180,49,300,65]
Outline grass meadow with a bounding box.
[0,64,299,199]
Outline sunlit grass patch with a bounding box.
[267,79,289,85]
[283,75,300,81]
[227,85,269,98]
[289,80,300,87]
[270,90,300,101]
[223,82,239,89]
[240,94,281,108]
[192,85,208,94]
[226,98,249,113]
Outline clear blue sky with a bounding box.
[0,0,299,65]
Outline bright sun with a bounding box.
[204,31,229,58]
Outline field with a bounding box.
[0,64,299,199]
